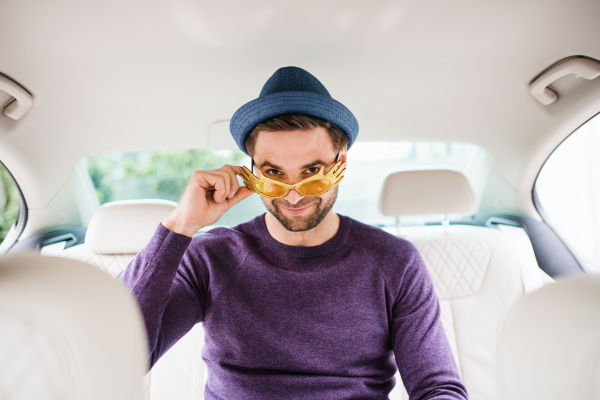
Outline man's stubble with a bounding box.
[262,186,338,232]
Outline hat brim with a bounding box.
[230,92,359,155]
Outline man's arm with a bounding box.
[391,243,469,400]
[117,222,204,369]
[117,164,253,369]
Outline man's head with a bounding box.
[229,66,358,232]
[246,114,348,232]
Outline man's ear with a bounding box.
[339,145,348,162]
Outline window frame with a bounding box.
[0,161,28,254]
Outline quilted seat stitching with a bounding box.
[411,233,491,300]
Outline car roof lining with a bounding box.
[1,0,600,215]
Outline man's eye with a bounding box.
[266,169,282,175]
[305,167,320,174]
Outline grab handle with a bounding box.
[0,75,33,120]
[530,57,600,106]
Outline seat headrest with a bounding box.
[497,274,600,400]
[0,253,148,399]
[379,169,477,216]
[86,199,177,254]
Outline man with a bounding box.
[119,67,469,399]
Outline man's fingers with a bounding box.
[210,170,233,203]
[226,186,253,207]
[229,165,242,175]
[220,165,240,198]
[197,171,229,204]
[190,165,249,206]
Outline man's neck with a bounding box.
[264,212,340,247]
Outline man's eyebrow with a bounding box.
[300,160,327,169]
[258,161,284,170]
[258,160,327,170]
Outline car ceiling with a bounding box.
[1,0,600,211]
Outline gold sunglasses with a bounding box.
[239,159,347,199]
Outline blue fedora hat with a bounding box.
[230,66,359,156]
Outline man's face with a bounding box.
[251,127,346,232]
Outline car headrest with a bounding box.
[86,199,177,254]
[0,253,148,399]
[497,273,600,400]
[379,169,477,216]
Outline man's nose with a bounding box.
[283,189,304,205]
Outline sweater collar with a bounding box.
[252,213,351,259]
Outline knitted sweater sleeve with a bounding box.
[390,243,469,400]
[117,223,206,370]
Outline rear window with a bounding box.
[82,142,482,228]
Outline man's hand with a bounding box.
[162,165,253,237]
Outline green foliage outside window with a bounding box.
[84,148,267,228]
[0,165,20,244]
[85,149,248,204]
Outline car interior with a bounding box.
[1,1,600,399]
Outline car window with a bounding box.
[83,141,482,229]
[535,113,600,274]
[0,163,21,245]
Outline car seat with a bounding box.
[379,169,556,400]
[0,252,148,400]
[497,273,600,400]
[57,199,207,400]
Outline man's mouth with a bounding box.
[280,203,315,216]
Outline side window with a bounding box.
[535,113,600,274]
[0,163,20,245]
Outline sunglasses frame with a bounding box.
[239,159,346,199]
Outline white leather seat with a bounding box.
[57,199,208,400]
[380,169,556,400]
[497,273,600,400]
[0,252,148,400]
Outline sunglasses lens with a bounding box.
[298,179,330,196]
[257,181,288,198]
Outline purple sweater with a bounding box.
[118,214,468,400]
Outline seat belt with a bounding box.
[497,225,545,295]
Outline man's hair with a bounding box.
[244,114,349,157]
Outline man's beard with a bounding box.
[262,187,338,232]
